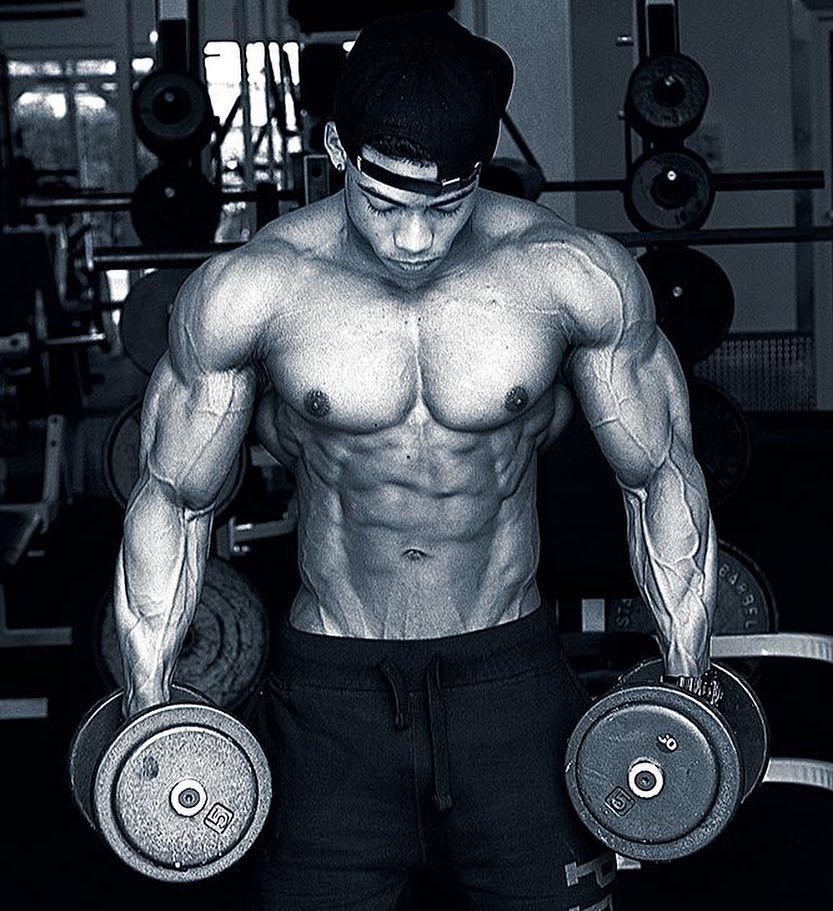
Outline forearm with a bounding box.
[620,444,717,677]
[114,478,213,714]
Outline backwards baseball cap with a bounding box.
[333,11,514,196]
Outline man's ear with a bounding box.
[324,122,347,172]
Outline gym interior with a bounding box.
[1,1,832,908]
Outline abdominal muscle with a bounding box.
[287,438,544,639]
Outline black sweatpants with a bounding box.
[243,602,615,910]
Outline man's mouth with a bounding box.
[388,258,439,272]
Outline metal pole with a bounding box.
[261,0,275,184]
[234,0,257,237]
[611,225,833,247]
[90,224,833,271]
[20,187,296,215]
[541,170,824,195]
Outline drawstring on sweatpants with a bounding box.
[377,654,454,812]
[424,654,453,811]
[377,657,412,730]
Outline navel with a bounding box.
[304,389,331,419]
[402,548,428,562]
[505,385,530,413]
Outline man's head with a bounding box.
[325,11,513,278]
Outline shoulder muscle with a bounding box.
[168,246,283,378]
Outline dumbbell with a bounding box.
[68,685,272,882]
[564,659,768,861]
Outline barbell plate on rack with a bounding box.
[688,378,751,506]
[132,70,215,157]
[68,684,209,829]
[565,683,742,861]
[637,248,734,364]
[130,165,222,248]
[92,700,272,882]
[97,558,269,710]
[102,399,246,517]
[619,660,769,801]
[606,541,777,638]
[625,54,709,141]
[480,157,545,201]
[625,149,714,231]
[120,268,192,376]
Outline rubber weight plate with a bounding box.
[625,54,709,142]
[132,70,214,157]
[103,400,246,517]
[565,684,742,861]
[689,379,751,505]
[93,701,272,881]
[625,149,714,231]
[69,684,208,829]
[97,559,269,710]
[606,540,777,637]
[619,659,769,799]
[130,165,221,248]
[120,269,192,376]
[638,248,734,365]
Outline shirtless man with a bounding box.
[114,11,716,910]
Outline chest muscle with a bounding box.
[264,286,564,433]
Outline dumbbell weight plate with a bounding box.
[93,700,272,881]
[565,683,742,861]
[619,659,769,799]
[69,684,208,829]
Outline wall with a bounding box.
[459,0,576,221]
[570,0,801,333]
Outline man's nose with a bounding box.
[393,212,433,255]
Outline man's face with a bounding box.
[343,144,479,280]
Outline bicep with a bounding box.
[134,260,259,512]
[137,353,256,512]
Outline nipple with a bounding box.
[505,386,530,413]
[304,389,331,419]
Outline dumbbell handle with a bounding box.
[660,669,722,705]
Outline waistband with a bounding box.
[271,600,559,692]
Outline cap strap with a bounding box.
[354,155,481,197]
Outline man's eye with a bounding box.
[432,205,461,218]
[366,202,394,217]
